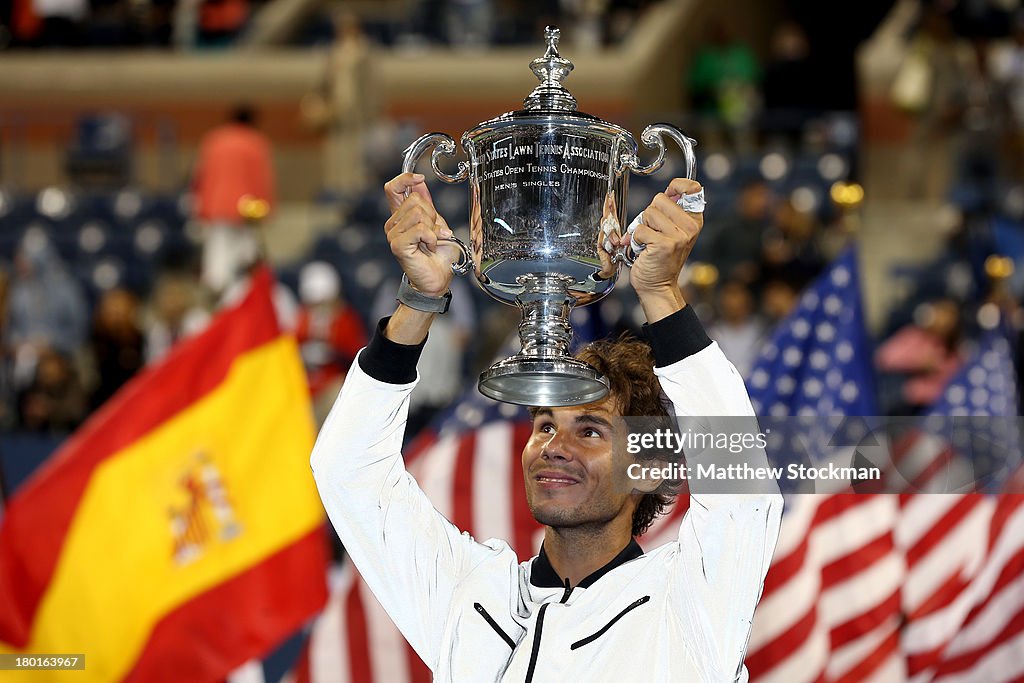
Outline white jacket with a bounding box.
[311,340,783,682]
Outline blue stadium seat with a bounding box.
[73,256,127,306]
[0,234,20,263]
[76,191,119,228]
[133,220,171,261]
[76,220,114,256]
[35,187,83,237]
[142,194,189,231]
[435,185,467,226]
[351,195,390,226]
[98,232,136,264]
[51,232,80,264]
[311,234,346,264]
[0,191,39,235]
[698,152,735,190]
[109,189,148,231]
[65,114,134,189]
[120,261,153,294]
[732,156,763,186]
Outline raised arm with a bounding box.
[651,318,782,681]
[309,174,504,669]
[378,172,461,344]
[628,178,783,680]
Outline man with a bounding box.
[310,173,783,681]
[191,105,275,295]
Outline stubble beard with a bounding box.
[527,491,624,534]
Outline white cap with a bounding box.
[299,261,341,304]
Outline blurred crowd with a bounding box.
[675,0,1024,417]
[2,234,196,432]
[892,3,1024,202]
[0,220,377,435]
[0,0,656,49]
[875,1,1024,413]
[0,104,367,434]
[2,0,1024,446]
[0,0,258,48]
[393,0,656,50]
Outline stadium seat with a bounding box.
[65,114,135,189]
[134,220,170,260]
[108,188,148,229]
[34,187,84,237]
[311,234,346,264]
[77,221,111,257]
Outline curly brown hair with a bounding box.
[576,335,683,536]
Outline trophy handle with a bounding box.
[613,124,698,267]
[618,123,697,179]
[401,132,473,276]
[402,132,471,184]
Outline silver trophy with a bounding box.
[402,27,697,407]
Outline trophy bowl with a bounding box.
[402,27,696,407]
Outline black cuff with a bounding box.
[357,317,425,384]
[641,306,712,367]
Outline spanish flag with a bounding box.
[0,268,328,681]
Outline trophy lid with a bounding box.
[462,25,632,145]
[523,27,578,112]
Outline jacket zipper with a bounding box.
[569,596,651,651]
[473,603,516,650]
[524,602,549,683]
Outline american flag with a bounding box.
[743,248,907,682]
[744,249,1024,683]
[746,249,877,419]
[892,327,1024,683]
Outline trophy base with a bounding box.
[478,356,610,407]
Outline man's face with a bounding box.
[522,399,637,532]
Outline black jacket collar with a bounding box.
[530,539,644,589]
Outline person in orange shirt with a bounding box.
[191,105,275,295]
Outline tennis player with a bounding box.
[311,172,783,681]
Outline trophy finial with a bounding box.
[544,26,560,57]
[526,25,577,111]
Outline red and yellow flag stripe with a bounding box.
[0,268,327,681]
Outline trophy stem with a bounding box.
[477,273,609,407]
[517,274,574,358]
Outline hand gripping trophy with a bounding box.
[403,27,698,407]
